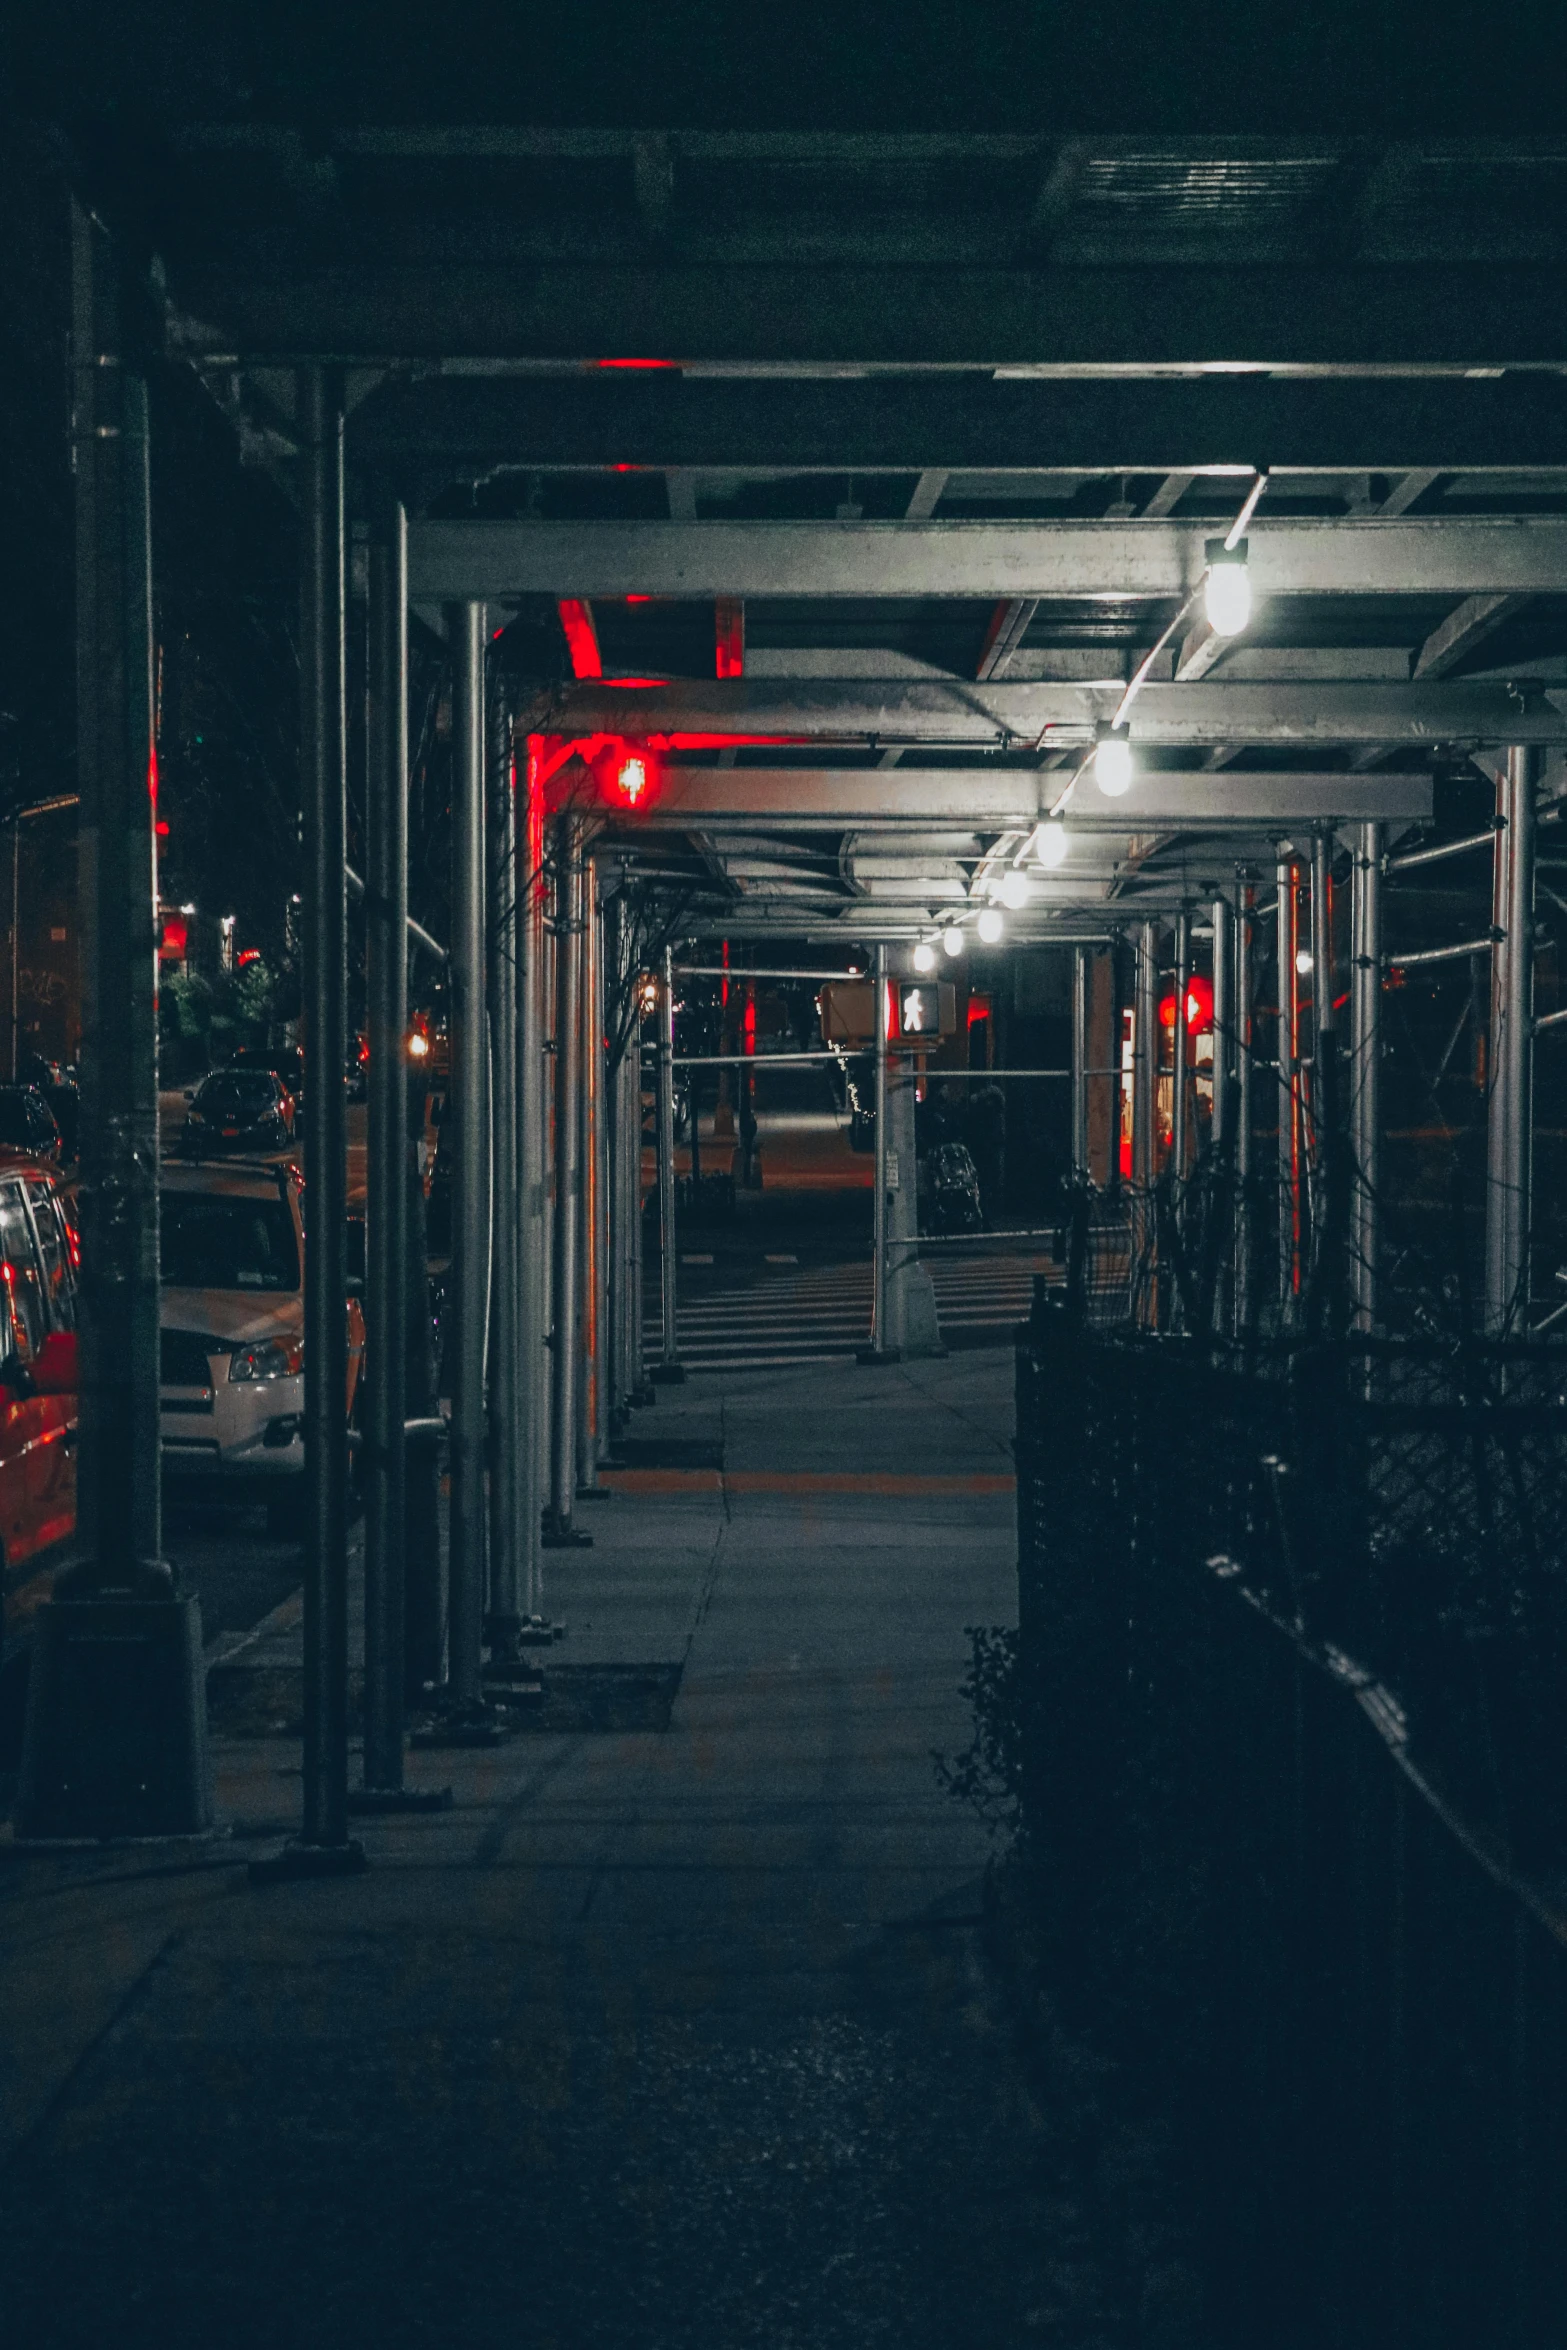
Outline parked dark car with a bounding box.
[0,1086,63,1167]
[227,1045,305,1101]
[179,1068,295,1156]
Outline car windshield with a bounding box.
[161,1193,300,1291]
[194,1073,277,1119]
[0,1088,54,1146]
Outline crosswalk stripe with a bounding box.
[643,1251,1049,1374]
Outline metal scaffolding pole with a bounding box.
[447,600,488,1700]
[1349,821,1384,1344]
[1234,878,1255,1335]
[1131,920,1160,1327]
[577,865,606,1494]
[869,942,892,1356]
[362,502,409,1792]
[1211,892,1234,1160]
[1171,910,1191,1185]
[549,820,586,1527]
[518,736,548,1618]
[17,209,212,1842]
[485,666,524,1659]
[605,894,636,1426]
[1070,945,1089,1178]
[653,941,684,1383]
[1277,856,1302,1319]
[1486,747,1539,1335]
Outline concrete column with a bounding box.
[446,601,488,1699]
[1486,748,1538,1335]
[363,501,409,1787]
[1348,822,1383,1344]
[485,671,523,1657]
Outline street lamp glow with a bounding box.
[1204,537,1252,638]
[1095,729,1134,798]
[1036,820,1070,870]
[942,925,965,957]
[912,939,936,972]
[977,906,1004,944]
[996,868,1033,910]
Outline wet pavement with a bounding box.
[0,1350,1140,2348]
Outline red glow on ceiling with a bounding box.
[594,358,678,370]
[624,594,654,603]
[557,598,602,680]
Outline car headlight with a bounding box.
[229,1337,304,1382]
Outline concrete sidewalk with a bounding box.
[0,1349,1129,2349]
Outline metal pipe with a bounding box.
[1070,945,1089,1177]
[1385,827,1496,875]
[1234,878,1254,1333]
[1486,747,1538,1335]
[871,941,890,1352]
[302,370,351,1843]
[1535,1005,1567,1032]
[485,665,523,1658]
[1385,936,1496,971]
[549,818,586,1509]
[675,965,866,981]
[345,867,448,966]
[518,737,547,1613]
[446,599,487,1701]
[363,500,408,1791]
[653,940,683,1382]
[1349,822,1384,1345]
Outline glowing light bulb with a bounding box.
[1095,731,1134,797]
[942,925,965,957]
[977,907,1004,944]
[1296,948,1314,976]
[997,869,1033,910]
[1036,821,1069,871]
[912,940,936,972]
[1203,537,1251,638]
[617,755,648,805]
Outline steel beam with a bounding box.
[573,766,1435,828]
[1485,747,1538,1335]
[414,517,1567,604]
[363,501,409,1787]
[447,600,488,1699]
[540,680,1564,748]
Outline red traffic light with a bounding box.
[1161,975,1215,1035]
[617,755,649,806]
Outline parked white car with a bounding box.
[159,1161,365,1538]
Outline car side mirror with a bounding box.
[30,1329,78,1397]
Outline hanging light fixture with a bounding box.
[996,869,1033,910]
[977,907,1004,944]
[912,939,936,972]
[1094,723,1134,798]
[1036,820,1070,871]
[942,925,965,957]
[1203,537,1252,637]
